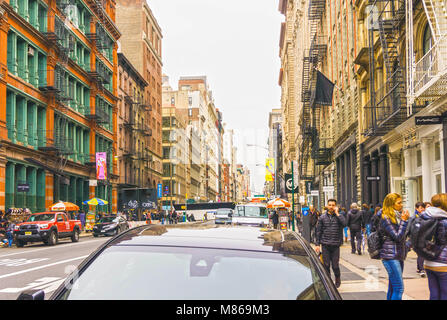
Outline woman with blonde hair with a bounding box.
[420,193,447,300]
[378,193,410,300]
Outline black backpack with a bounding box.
[408,216,446,260]
[367,228,383,260]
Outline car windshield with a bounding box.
[99,217,117,223]
[27,214,55,222]
[57,246,330,300]
[216,209,232,215]
[235,205,267,218]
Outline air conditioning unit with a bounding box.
[142,31,147,40]
[28,47,35,57]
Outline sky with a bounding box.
[147,0,283,195]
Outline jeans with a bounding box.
[350,229,362,253]
[321,245,341,279]
[365,223,371,236]
[426,269,447,300]
[382,260,405,300]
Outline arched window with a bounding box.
[423,24,433,55]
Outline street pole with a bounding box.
[291,161,295,231]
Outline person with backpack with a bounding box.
[309,205,320,244]
[378,193,410,300]
[413,202,427,277]
[347,203,365,255]
[362,203,373,236]
[408,194,447,299]
[315,199,347,288]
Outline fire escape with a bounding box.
[121,94,153,187]
[299,0,327,181]
[363,0,413,136]
[407,0,447,110]
[37,13,77,174]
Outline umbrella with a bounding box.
[269,198,291,208]
[50,201,80,211]
[266,198,280,208]
[83,198,109,206]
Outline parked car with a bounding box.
[18,224,341,300]
[93,215,129,237]
[13,212,82,247]
[214,208,233,224]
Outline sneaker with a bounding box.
[357,251,362,255]
[420,270,426,278]
[351,251,356,254]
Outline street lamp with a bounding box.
[248,144,277,197]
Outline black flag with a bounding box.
[311,70,335,107]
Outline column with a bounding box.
[343,153,349,207]
[16,165,26,208]
[379,148,388,203]
[27,167,37,213]
[403,148,415,212]
[6,91,17,142]
[36,169,45,211]
[16,97,26,143]
[5,162,15,210]
[371,153,379,206]
[363,156,371,205]
[346,150,353,207]
[421,138,433,202]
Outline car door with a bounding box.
[56,214,66,235]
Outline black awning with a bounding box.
[24,157,68,179]
[311,70,335,107]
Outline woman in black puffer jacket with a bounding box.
[378,193,410,300]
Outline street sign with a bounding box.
[157,184,162,198]
[415,116,443,125]
[285,173,299,194]
[366,176,381,181]
[302,206,310,216]
[311,190,319,196]
[17,184,30,192]
[323,186,334,192]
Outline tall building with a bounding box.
[116,0,163,204]
[117,52,155,215]
[267,109,282,197]
[0,0,120,213]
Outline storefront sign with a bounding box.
[305,181,313,194]
[96,152,107,180]
[311,190,319,196]
[157,184,163,198]
[299,196,305,204]
[89,180,97,187]
[17,184,30,192]
[323,186,334,192]
[366,176,381,181]
[415,116,443,125]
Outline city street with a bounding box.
[0,235,108,300]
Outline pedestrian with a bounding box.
[347,203,364,255]
[204,212,208,221]
[378,193,410,300]
[362,203,373,236]
[296,210,302,233]
[79,210,86,231]
[412,202,427,277]
[172,210,178,224]
[309,205,320,244]
[271,210,279,229]
[418,194,447,300]
[315,199,347,288]
[6,222,14,248]
[340,207,349,243]
[425,202,432,208]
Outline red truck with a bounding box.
[13,212,82,247]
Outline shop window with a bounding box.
[417,150,422,167]
[435,141,441,161]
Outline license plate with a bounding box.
[25,232,32,235]
[101,230,105,232]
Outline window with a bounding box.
[188,108,193,117]
[417,149,422,167]
[171,97,175,106]
[188,97,192,106]
[423,24,433,56]
[435,141,441,161]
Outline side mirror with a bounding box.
[17,289,45,300]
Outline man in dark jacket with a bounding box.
[271,211,279,229]
[361,203,373,236]
[347,203,364,255]
[315,199,347,288]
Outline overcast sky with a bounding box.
[147,0,283,195]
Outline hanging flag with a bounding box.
[311,70,335,107]
[265,158,275,182]
[96,152,107,180]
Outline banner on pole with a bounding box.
[96,152,107,180]
[265,158,275,182]
[285,173,299,194]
